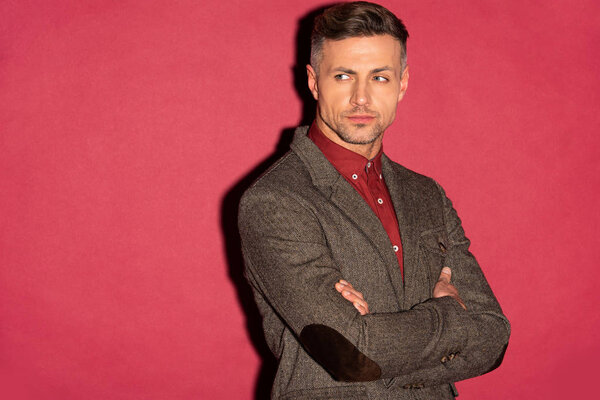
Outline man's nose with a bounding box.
[350,82,370,106]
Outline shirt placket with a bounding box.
[367,163,403,276]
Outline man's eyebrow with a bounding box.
[371,66,394,73]
[332,67,357,74]
[331,66,395,74]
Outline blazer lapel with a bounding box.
[382,155,430,308]
[328,176,404,302]
[291,128,405,305]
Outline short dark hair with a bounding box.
[310,1,409,72]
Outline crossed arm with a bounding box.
[337,266,466,315]
[239,184,510,385]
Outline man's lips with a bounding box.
[346,115,375,124]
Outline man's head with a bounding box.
[310,1,409,76]
[307,2,410,159]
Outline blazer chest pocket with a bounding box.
[419,227,449,292]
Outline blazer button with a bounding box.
[448,353,455,360]
[441,356,448,363]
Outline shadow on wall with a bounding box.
[220,4,334,399]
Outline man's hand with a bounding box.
[433,267,467,310]
[335,280,369,315]
[337,267,466,314]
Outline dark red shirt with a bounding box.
[308,123,404,280]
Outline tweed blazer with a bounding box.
[238,127,510,399]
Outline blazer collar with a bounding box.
[291,127,407,185]
[290,126,341,188]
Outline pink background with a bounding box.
[1,1,599,398]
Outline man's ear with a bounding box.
[397,65,409,102]
[306,64,319,101]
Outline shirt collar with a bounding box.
[308,121,383,179]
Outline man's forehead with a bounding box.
[320,35,403,70]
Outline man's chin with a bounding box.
[339,131,381,145]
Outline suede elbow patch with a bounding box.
[299,324,382,382]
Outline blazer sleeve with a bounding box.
[238,183,510,385]
[386,182,511,387]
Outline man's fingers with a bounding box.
[433,268,467,310]
[335,281,359,295]
[353,301,368,315]
[339,279,353,288]
[335,281,348,293]
[335,281,369,314]
[438,266,452,283]
[342,290,368,314]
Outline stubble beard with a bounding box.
[320,107,385,146]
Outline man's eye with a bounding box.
[334,74,350,80]
[373,76,389,82]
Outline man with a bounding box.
[238,2,510,398]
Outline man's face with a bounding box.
[307,35,408,156]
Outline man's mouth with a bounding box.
[346,115,375,124]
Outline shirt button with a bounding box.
[377,198,383,204]
[367,162,372,168]
[393,245,399,252]
[352,173,358,180]
[379,174,382,179]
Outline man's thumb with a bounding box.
[439,267,452,283]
